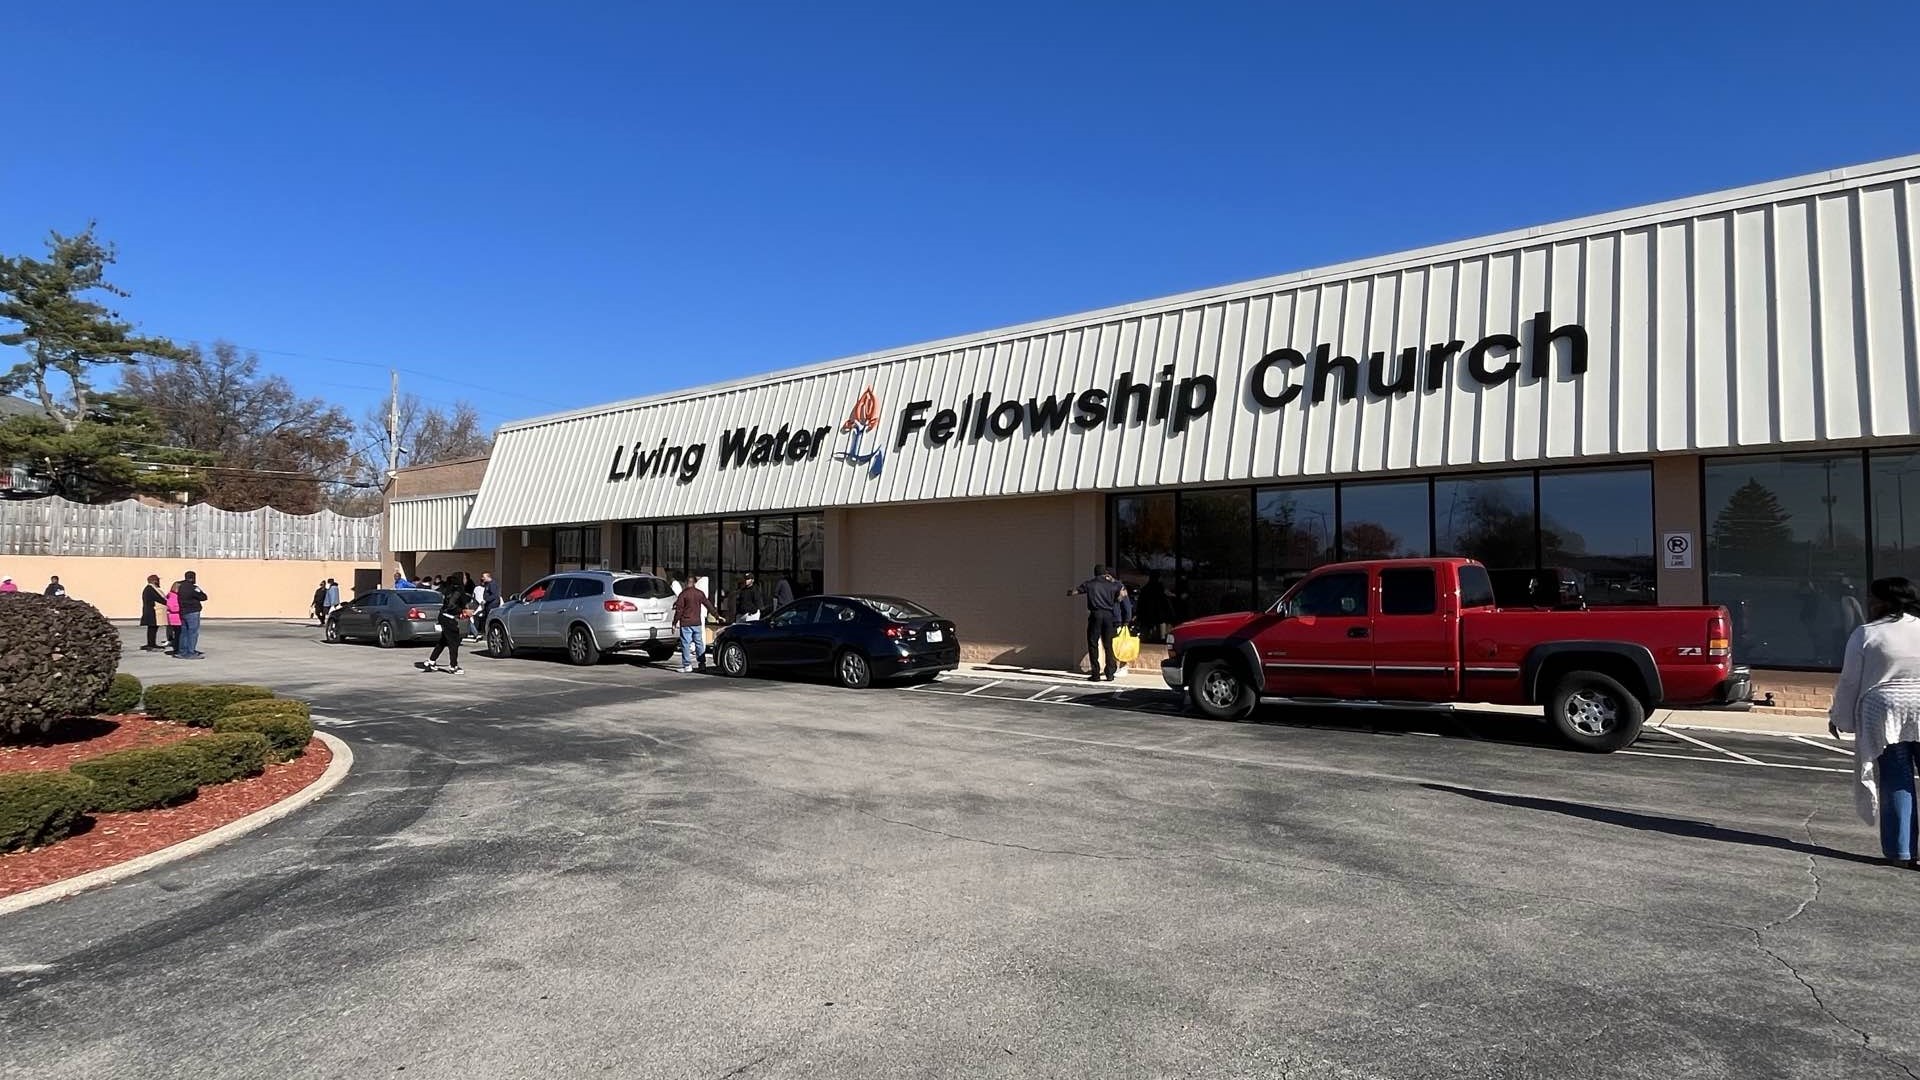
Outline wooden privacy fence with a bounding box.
[0,497,382,561]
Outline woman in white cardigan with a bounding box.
[1828,576,1920,869]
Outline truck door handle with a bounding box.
[1347,626,1369,638]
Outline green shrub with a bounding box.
[180,732,272,785]
[143,683,274,727]
[70,744,204,813]
[214,703,314,761]
[0,772,96,852]
[98,673,144,715]
[0,593,121,737]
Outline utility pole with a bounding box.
[385,369,400,480]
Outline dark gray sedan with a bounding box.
[323,589,446,648]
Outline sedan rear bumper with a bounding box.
[885,645,960,678]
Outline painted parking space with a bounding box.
[906,674,1852,774]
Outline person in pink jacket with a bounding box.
[164,586,182,654]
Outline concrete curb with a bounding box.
[0,731,355,918]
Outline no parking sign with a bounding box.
[1662,532,1694,570]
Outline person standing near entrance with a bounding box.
[139,574,166,651]
[1830,576,1920,870]
[673,574,718,673]
[733,573,763,623]
[171,571,208,659]
[1068,565,1128,682]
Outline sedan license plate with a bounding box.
[925,630,944,642]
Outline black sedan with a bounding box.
[711,595,959,688]
[323,589,447,648]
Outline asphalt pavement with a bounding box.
[1,621,1915,1079]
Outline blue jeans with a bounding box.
[176,611,202,657]
[1881,742,1919,862]
[678,625,705,669]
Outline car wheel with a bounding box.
[487,622,513,659]
[567,625,602,666]
[376,620,395,649]
[833,648,872,690]
[1548,671,1645,752]
[323,619,340,644]
[718,641,748,677]
[1188,657,1256,720]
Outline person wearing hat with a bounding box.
[139,574,166,650]
[0,577,15,593]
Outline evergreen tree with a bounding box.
[1710,478,1794,570]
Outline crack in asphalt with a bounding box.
[716,1052,769,1078]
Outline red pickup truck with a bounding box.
[1160,557,1751,752]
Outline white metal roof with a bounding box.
[469,154,1920,529]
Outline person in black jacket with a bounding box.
[733,574,764,622]
[310,580,329,624]
[172,571,208,659]
[417,577,474,674]
[139,574,166,651]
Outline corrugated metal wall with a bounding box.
[388,493,495,552]
[470,158,1920,530]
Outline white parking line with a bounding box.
[960,680,1003,697]
[1789,734,1853,757]
[1660,727,1764,765]
[1025,684,1059,701]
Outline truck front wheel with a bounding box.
[1189,658,1256,721]
[1547,671,1646,752]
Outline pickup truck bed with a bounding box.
[1161,557,1751,752]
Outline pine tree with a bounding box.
[1711,478,1794,569]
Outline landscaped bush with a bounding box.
[98,673,144,716]
[179,732,272,785]
[70,744,204,813]
[214,701,314,761]
[142,683,275,727]
[0,772,97,852]
[0,593,121,737]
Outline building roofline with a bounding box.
[395,454,491,472]
[497,151,1920,434]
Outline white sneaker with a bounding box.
[448,666,464,675]
[416,661,438,672]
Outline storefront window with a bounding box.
[720,519,751,598]
[1706,452,1868,668]
[1339,481,1429,559]
[1180,489,1255,618]
[757,515,796,593]
[796,514,824,597]
[1873,449,1920,582]
[623,524,654,575]
[1540,467,1655,606]
[688,520,719,596]
[552,526,603,573]
[1434,472,1535,571]
[1113,493,1176,640]
[657,523,687,583]
[1256,485,1335,608]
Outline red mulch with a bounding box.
[0,715,201,774]
[0,737,333,898]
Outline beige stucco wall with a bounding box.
[1,556,377,620]
[838,493,1103,670]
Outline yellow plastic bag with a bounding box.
[1111,626,1141,664]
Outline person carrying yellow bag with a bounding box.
[1067,564,1130,682]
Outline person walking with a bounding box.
[733,573,764,623]
[172,571,208,659]
[673,573,718,673]
[416,575,475,675]
[43,576,65,598]
[311,580,329,624]
[139,574,166,651]
[164,583,182,653]
[1830,576,1920,870]
[324,578,340,614]
[1068,564,1129,682]
[473,572,497,638]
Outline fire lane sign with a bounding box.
[1663,532,1693,571]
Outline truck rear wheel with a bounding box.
[1547,671,1645,752]
[1188,658,1256,721]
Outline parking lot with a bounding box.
[3,621,1916,1079]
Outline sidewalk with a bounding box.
[957,662,1833,739]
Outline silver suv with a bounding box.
[485,571,679,665]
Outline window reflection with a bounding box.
[1873,450,1920,582]
[1340,481,1429,559]
[1540,468,1654,606]
[1434,473,1535,571]
[1705,453,1867,668]
[1257,485,1335,607]
[1113,493,1176,641]
[1180,489,1255,619]
[796,514,825,597]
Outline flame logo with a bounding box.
[833,385,885,477]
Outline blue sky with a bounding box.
[4,1,1917,431]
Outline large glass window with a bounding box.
[796,514,824,597]
[1257,485,1336,608]
[1180,489,1255,618]
[657,523,687,583]
[623,524,654,575]
[552,526,603,573]
[1539,467,1655,606]
[1705,452,1868,668]
[1434,472,1535,571]
[1339,481,1430,559]
[758,515,796,590]
[1112,493,1177,640]
[688,521,719,595]
[1873,449,1920,582]
[720,519,751,599]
